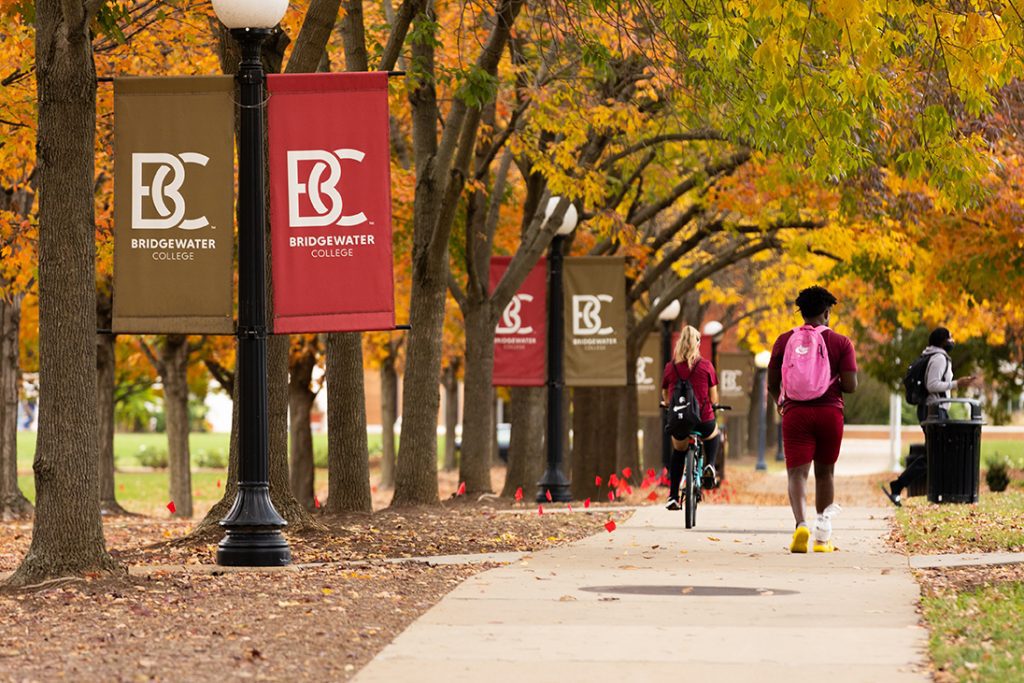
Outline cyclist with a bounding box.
[661,325,721,510]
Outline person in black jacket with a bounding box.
[882,327,976,506]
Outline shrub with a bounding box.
[313,446,327,468]
[986,454,1011,492]
[194,448,228,469]
[136,444,168,469]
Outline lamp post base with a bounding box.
[217,482,291,566]
[536,466,572,503]
[755,457,768,472]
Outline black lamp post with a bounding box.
[537,197,577,503]
[658,299,681,474]
[213,0,291,567]
[754,350,771,472]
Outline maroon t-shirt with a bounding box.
[769,327,857,409]
[661,357,718,422]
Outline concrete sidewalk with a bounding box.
[355,504,929,682]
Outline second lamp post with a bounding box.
[537,198,578,503]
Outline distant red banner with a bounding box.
[268,72,394,333]
[491,257,547,386]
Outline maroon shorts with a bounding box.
[781,405,844,469]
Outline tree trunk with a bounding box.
[458,302,495,493]
[0,293,31,520]
[8,1,117,585]
[442,360,459,472]
[160,335,193,518]
[615,329,642,481]
[570,387,618,501]
[379,347,398,489]
[641,415,662,474]
[267,333,322,530]
[325,332,372,513]
[288,339,317,510]
[501,386,544,497]
[95,293,126,515]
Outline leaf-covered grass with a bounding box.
[923,581,1024,682]
[897,491,1024,554]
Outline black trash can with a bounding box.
[924,399,984,504]
[906,444,927,498]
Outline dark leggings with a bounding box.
[669,423,720,501]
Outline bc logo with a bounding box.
[572,294,614,336]
[131,152,211,230]
[635,355,655,385]
[287,149,368,227]
[496,294,534,335]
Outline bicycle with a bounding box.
[681,404,731,529]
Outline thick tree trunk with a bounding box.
[0,293,31,520]
[325,333,372,513]
[378,348,398,489]
[288,340,317,510]
[160,335,193,519]
[9,2,117,585]
[442,360,459,472]
[615,331,641,480]
[501,386,545,498]
[459,306,495,493]
[570,387,618,501]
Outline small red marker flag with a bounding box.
[584,498,591,509]
[622,467,632,479]
[118,484,125,492]
[538,504,544,515]
[545,489,552,502]
[604,520,617,532]
[216,479,221,488]
[371,485,378,493]
[166,501,176,514]
[457,481,466,496]
[647,491,658,502]
[608,491,615,501]
[595,476,602,487]
[515,487,523,502]
[314,495,321,509]
[609,473,619,487]
[567,504,573,513]
[647,468,656,479]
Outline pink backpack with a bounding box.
[781,325,834,401]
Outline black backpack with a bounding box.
[665,362,702,439]
[903,352,947,405]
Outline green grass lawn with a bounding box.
[922,581,1024,682]
[14,431,433,469]
[981,440,1024,468]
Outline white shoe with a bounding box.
[814,503,842,543]
[665,498,681,511]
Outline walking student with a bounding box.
[661,326,722,510]
[882,327,976,506]
[767,286,858,553]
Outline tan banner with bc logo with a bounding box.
[112,76,235,334]
[718,352,755,416]
[637,333,662,416]
[563,257,626,387]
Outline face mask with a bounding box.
[943,340,955,352]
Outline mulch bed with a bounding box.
[0,561,492,681]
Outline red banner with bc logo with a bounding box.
[268,72,395,333]
[491,257,547,387]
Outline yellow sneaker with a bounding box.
[790,526,810,553]
[813,540,835,553]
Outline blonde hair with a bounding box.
[673,325,702,368]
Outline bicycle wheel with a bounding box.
[684,444,698,528]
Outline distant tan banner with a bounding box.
[113,76,235,334]
[637,334,662,416]
[563,257,626,387]
[718,352,755,416]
